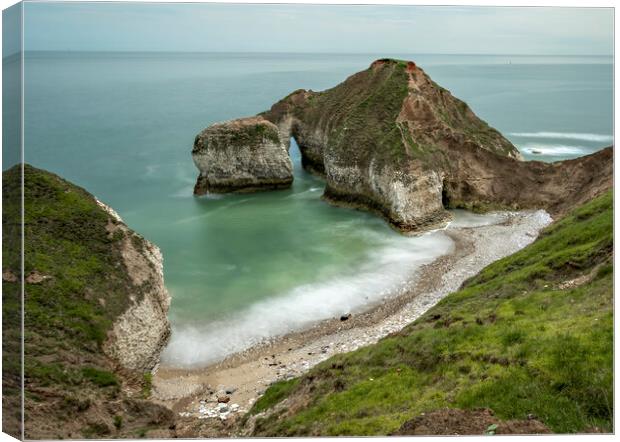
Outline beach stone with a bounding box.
[340,313,352,321]
[217,394,230,404]
[224,386,237,394]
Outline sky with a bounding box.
[5,2,615,55]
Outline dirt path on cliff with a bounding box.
[152,210,552,425]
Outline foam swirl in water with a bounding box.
[161,229,454,367]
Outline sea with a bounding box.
[5,52,613,366]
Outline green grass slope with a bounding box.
[2,164,24,438]
[265,58,520,169]
[249,191,613,436]
[2,165,173,439]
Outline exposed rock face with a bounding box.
[392,408,551,435]
[193,59,613,232]
[2,165,174,438]
[98,200,171,372]
[193,116,293,194]
[439,141,614,217]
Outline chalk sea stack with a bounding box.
[3,165,174,438]
[193,59,613,232]
[193,116,293,194]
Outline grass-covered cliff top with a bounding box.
[193,116,281,153]
[263,58,520,169]
[2,165,171,439]
[248,190,613,435]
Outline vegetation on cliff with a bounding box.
[205,58,611,232]
[272,58,520,168]
[293,59,412,166]
[2,165,174,439]
[192,116,293,194]
[248,191,613,435]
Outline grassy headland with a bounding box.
[249,191,613,435]
[2,165,173,439]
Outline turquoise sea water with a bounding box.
[10,52,613,366]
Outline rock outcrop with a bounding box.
[193,116,293,194]
[193,59,613,232]
[2,164,174,439]
[97,200,171,372]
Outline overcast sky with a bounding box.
[12,2,615,55]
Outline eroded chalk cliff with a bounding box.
[192,59,613,232]
[2,165,174,439]
[97,199,171,372]
[193,116,293,194]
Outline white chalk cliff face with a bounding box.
[98,199,172,372]
[191,59,613,233]
[321,160,451,231]
[6,165,177,439]
[192,116,293,195]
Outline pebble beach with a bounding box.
[152,209,553,422]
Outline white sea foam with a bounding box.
[161,210,527,368]
[447,210,511,228]
[286,188,322,200]
[170,185,195,198]
[145,164,161,176]
[510,132,613,143]
[519,144,587,156]
[161,230,454,367]
[174,198,251,224]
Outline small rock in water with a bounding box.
[530,149,542,155]
[340,313,352,321]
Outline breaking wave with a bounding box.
[519,144,588,156]
[161,230,454,367]
[510,132,613,143]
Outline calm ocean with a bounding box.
[12,52,613,366]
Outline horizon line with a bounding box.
[5,50,614,57]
